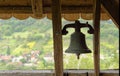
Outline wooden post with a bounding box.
[93,0,101,76]
[51,0,63,76]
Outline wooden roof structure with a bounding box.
[0,0,119,76]
[0,0,119,27]
[0,0,117,20]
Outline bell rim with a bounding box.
[65,49,92,54]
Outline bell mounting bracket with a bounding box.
[62,20,94,35]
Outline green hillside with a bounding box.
[0,18,119,70]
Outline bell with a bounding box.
[62,20,94,59]
[65,31,91,59]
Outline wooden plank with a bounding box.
[0,6,32,14]
[93,0,101,76]
[0,0,30,6]
[51,0,63,76]
[100,73,119,76]
[69,73,87,76]
[101,0,119,28]
[31,0,43,17]
[0,0,93,6]
[0,6,106,14]
[89,73,119,76]
[0,70,119,76]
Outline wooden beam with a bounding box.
[0,70,119,76]
[0,6,32,14]
[0,6,106,14]
[31,0,43,17]
[0,0,93,6]
[101,0,119,28]
[93,0,101,76]
[51,0,63,76]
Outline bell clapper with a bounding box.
[76,53,80,60]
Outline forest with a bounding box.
[0,17,119,70]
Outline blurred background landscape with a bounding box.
[0,17,119,70]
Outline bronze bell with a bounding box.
[65,31,91,59]
[62,20,94,59]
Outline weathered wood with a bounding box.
[81,13,110,20]
[0,0,93,6]
[0,6,107,14]
[89,70,119,76]
[63,14,80,21]
[31,0,43,17]
[0,70,119,76]
[101,0,119,28]
[0,0,31,6]
[0,73,119,76]
[0,14,12,19]
[89,73,119,76]
[0,6,32,14]
[69,73,87,76]
[93,0,101,76]
[51,0,63,76]
[0,6,91,14]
